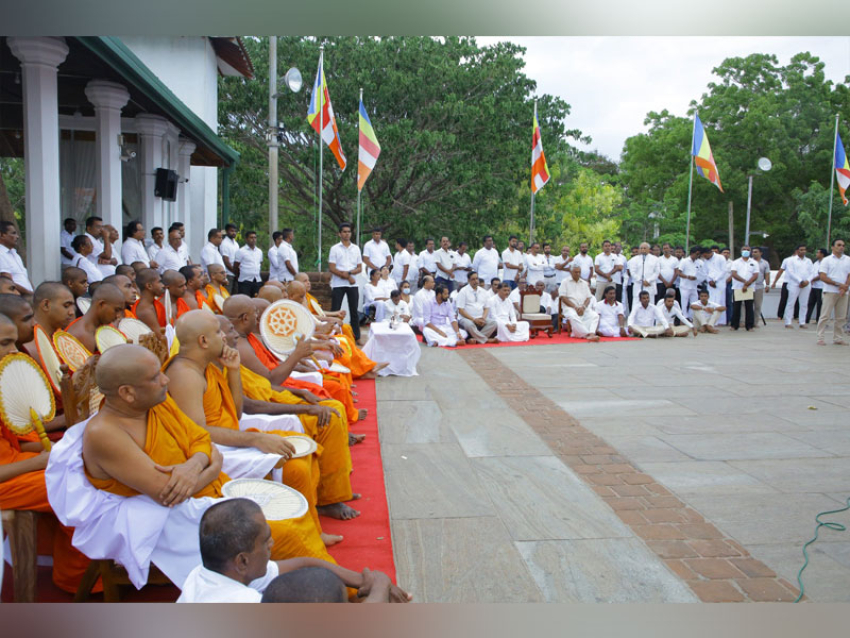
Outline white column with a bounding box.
[8,37,69,285]
[85,80,130,233]
[135,114,169,232]
[177,139,197,256]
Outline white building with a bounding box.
[1,36,253,284]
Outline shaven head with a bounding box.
[257,285,283,303]
[252,298,270,317]
[116,264,136,281]
[0,313,19,357]
[199,499,266,574]
[0,293,34,344]
[261,568,347,603]
[222,295,257,334]
[287,281,307,303]
[216,315,239,348]
[294,272,311,292]
[174,309,224,361]
[102,274,136,306]
[61,266,89,298]
[0,276,18,296]
[96,344,167,411]
[207,263,227,285]
[162,270,188,300]
[33,282,76,332]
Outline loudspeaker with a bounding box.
[154,168,178,201]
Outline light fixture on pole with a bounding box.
[744,157,771,246]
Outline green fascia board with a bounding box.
[75,36,239,168]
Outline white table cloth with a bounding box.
[362,321,421,377]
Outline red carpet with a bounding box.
[416,330,639,348]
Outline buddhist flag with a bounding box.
[835,132,850,206]
[307,55,347,171]
[531,108,550,194]
[692,114,723,192]
[358,99,381,191]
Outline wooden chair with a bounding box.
[1,508,39,602]
[519,287,556,338]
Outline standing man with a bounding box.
[554,245,572,289]
[405,240,419,293]
[525,242,547,288]
[752,246,770,326]
[571,242,594,285]
[391,238,410,288]
[220,223,240,293]
[0,221,33,295]
[781,244,813,330]
[234,230,264,298]
[806,248,827,325]
[816,238,850,346]
[200,228,225,275]
[455,272,497,344]
[267,231,285,282]
[729,245,759,331]
[155,228,188,275]
[280,229,298,283]
[147,226,164,264]
[678,246,702,319]
[60,217,77,267]
[657,243,679,303]
[84,216,117,278]
[593,240,618,301]
[472,235,500,290]
[453,242,472,289]
[706,245,728,325]
[121,220,150,268]
[501,235,524,289]
[169,222,191,265]
[328,223,363,342]
[418,238,438,286]
[611,242,627,306]
[434,236,457,292]
[627,242,660,307]
[362,228,392,273]
[542,243,557,289]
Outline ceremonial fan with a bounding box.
[33,325,63,395]
[282,435,318,459]
[53,330,93,372]
[259,300,319,364]
[221,479,308,521]
[163,293,173,326]
[213,294,226,313]
[76,296,91,315]
[118,317,153,344]
[0,353,56,451]
[95,325,128,353]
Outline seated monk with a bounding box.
[0,275,19,296]
[66,283,126,354]
[115,264,137,282]
[61,267,89,315]
[258,285,284,304]
[204,264,230,312]
[0,292,35,354]
[177,499,410,603]
[102,274,137,319]
[133,268,167,334]
[79,344,338,569]
[164,310,341,545]
[0,313,93,593]
[162,270,189,324]
[217,315,359,520]
[180,265,210,312]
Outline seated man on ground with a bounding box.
[595,285,628,338]
[410,276,436,332]
[487,283,530,342]
[65,283,127,354]
[628,291,672,338]
[690,289,725,334]
[178,498,410,603]
[657,290,695,337]
[383,290,411,323]
[558,264,600,341]
[422,284,465,347]
[455,272,497,344]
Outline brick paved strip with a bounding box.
[458,348,801,603]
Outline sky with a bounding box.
[477,36,850,162]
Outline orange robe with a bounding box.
[131,298,167,328]
[240,365,352,505]
[194,290,211,312]
[204,285,230,313]
[1,421,91,593]
[85,396,334,564]
[124,309,135,319]
[175,297,191,319]
[246,333,359,424]
[305,293,376,378]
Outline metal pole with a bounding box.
[827,113,839,248]
[317,45,324,271]
[685,112,697,252]
[744,174,753,246]
[530,100,537,244]
[530,193,536,244]
[356,87,363,248]
[728,201,734,256]
[268,36,279,239]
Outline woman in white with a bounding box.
[378,266,398,298]
[487,282,530,342]
[363,268,390,322]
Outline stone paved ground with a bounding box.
[375,320,850,602]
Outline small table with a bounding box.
[362,321,421,377]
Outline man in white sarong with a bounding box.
[705,245,728,325]
[411,275,435,331]
[455,272,498,344]
[626,242,660,307]
[628,290,672,338]
[558,264,600,341]
[422,284,465,347]
[487,282,530,342]
[595,285,628,338]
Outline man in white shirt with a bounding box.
[678,246,703,319]
[411,275,435,331]
[405,240,419,293]
[558,264,600,341]
[816,238,850,345]
[593,240,619,301]
[120,220,150,269]
[220,223,240,292]
[455,272,498,344]
[383,290,412,323]
[781,244,814,329]
[267,231,285,282]
[612,243,627,306]
[85,216,117,278]
[279,228,298,282]
[362,228,392,272]
[169,222,191,265]
[392,237,411,288]
[423,284,464,347]
[627,242,660,307]
[0,221,33,294]
[806,248,827,325]
[690,289,725,334]
[69,235,105,284]
[554,245,572,287]
[146,226,165,264]
[657,243,680,303]
[234,230,264,298]
[487,282,530,342]
[200,228,225,274]
[571,242,594,285]
[628,290,671,338]
[328,222,364,342]
[525,242,547,287]
[155,228,188,275]
[657,290,694,336]
[453,242,473,289]
[418,238,438,285]
[705,245,728,325]
[730,246,760,331]
[541,243,557,289]
[472,235,501,290]
[60,217,77,267]
[501,235,524,289]
[434,236,458,291]
[595,285,628,338]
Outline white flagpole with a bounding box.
[317,45,324,271]
[357,87,363,248]
[530,100,537,244]
[684,111,697,253]
[826,113,839,248]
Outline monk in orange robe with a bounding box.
[162,270,190,323]
[179,265,212,312]
[81,344,336,564]
[204,264,230,313]
[65,283,127,354]
[102,274,138,320]
[133,268,168,333]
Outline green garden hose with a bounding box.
[794,497,850,603]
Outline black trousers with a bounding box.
[725,282,733,322]
[732,299,754,330]
[777,283,800,320]
[237,279,262,298]
[435,276,454,293]
[656,283,666,303]
[806,288,823,324]
[331,286,361,341]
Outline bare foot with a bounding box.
[486,338,499,343]
[349,432,366,445]
[318,502,361,520]
[360,370,379,379]
[347,493,362,501]
[373,362,390,372]
[321,532,344,546]
[358,408,368,420]
[586,335,600,342]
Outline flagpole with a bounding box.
[530,100,537,244]
[827,113,839,248]
[356,87,363,249]
[317,45,324,271]
[684,111,697,252]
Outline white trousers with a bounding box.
[563,307,600,338]
[785,284,811,325]
[693,310,722,330]
[680,286,699,319]
[495,320,530,342]
[630,324,666,338]
[708,284,727,325]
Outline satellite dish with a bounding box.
[757,157,772,172]
[283,67,302,93]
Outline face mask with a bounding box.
[402,288,410,294]
[741,251,750,258]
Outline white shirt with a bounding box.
[730,257,760,290]
[200,242,225,273]
[178,241,189,263]
[453,252,472,285]
[597,300,625,331]
[784,254,814,287]
[362,239,392,270]
[0,245,33,291]
[383,298,411,321]
[406,250,419,278]
[377,277,397,299]
[628,302,669,329]
[60,230,77,267]
[508,286,521,306]
[455,284,490,318]
[706,253,728,284]
[658,255,680,285]
[525,253,547,286]
[121,238,150,268]
[177,561,279,603]
[235,245,263,282]
[434,247,457,280]
[691,299,721,318]
[220,236,240,276]
[811,260,825,289]
[411,288,435,323]
[328,242,362,288]
[501,247,524,280]
[559,277,593,307]
[657,299,692,327]
[819,254,850,294]
[472,247,501,285]
[415,249,436,275]
[279,241,298,282]
[363,283,386,306]
[392,250,411,285]
[627,254,660,289]
[678,257,700,289]
[594,252,618,288]
[487,294,518,323]
[571,253,594,281]
[85,232,105,264]
[267,244,284,281]
[147,242,164,263]
[611,253,627,285]
[554,255,571,285]
[155,245,187,275]
[72,254,104,284]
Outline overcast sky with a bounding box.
[477,36,850,162]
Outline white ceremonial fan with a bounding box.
[0,353,56,451]
[53,330,93,372]
[96,325,128,353]
[76,296,91,314]
[118,317,153,344]
[309,297,326,317]
[283,435,318,459]
[34,325,63,395]
[163,293,173,326]
[260,300,316,361]
[221,479,309,521]
[214,294,226,313]
[328,361,350,375]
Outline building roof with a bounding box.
[209,37,254,80]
